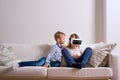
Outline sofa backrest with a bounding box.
[1,43,52,61]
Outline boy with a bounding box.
[18,31,65,68]
[44,31,65,68]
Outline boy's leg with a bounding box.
[36,57,46,66]
[50,61,61,67]
[19,57,46,67]
[62,48,76,67]
[76,47,92,65]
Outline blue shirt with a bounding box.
[45,43,63,64]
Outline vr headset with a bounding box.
[70,38,82,45]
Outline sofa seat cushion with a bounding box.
[48,67,85,79]
[47,67,113,79]
[4,67,47,78]
[84,67,113,79]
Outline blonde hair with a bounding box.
[54,31,65,41]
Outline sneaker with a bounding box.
[72,63,85,69]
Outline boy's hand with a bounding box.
[43,64,50,68]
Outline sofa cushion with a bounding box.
[10,44,51,61]
[47,67,112,79]
[48,67,85,79]
[4,67,47,78]
[84,67,113,79]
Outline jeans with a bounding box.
[19,57,46,67]
[50,61,61,67]
[19,57,61,67]
[62,47,92,67]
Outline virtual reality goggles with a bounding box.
[69,38,82,45]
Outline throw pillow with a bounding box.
[0,44,21,67]
[88,42,117,67]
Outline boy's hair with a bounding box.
[54,31,65,41]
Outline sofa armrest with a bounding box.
[109,52,120,80]
[0,66,13,75]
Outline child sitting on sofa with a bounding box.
[19,31,66,68]
[62,33,92,69]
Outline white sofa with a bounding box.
[0,43,119,80]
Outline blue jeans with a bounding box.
[50,61,61,67]
[62,47,92,67]
[19,57,46,67]
[19,57,61,67]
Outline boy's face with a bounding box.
[57,35,66,44]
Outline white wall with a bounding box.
[0,0,95,45]
[106,0,120,53]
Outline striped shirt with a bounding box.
[45,43,63,64]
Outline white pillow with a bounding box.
[88,42,117,67]
[0,44,21,67]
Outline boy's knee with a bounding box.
[41,57,46,60]
[43,57,46,59]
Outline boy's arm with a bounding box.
[45,45,56,64]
